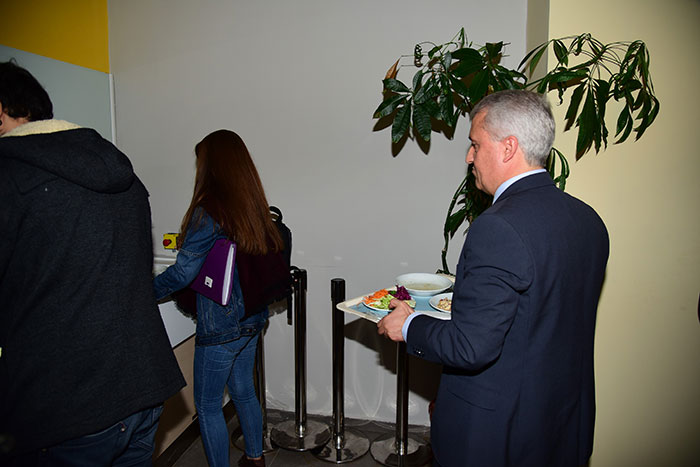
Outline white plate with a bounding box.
[363,298,416,313]
[363,302,391,313]
[429,292,453,313]
[361,288,395,313]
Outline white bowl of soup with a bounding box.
[395,273,453,297]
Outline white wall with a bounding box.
[108,0,527,425]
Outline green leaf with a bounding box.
[428,45,441,59]
[413,79,431,105]
[442,51,452,72]
[549,68,589,84]
[439,73,451,94]
[373,94,407,119]
[546,147,570,190]
[620,54,639,83]
[452,48,485,77]
[413,103,432,141]
[575,90,596,159]
[527,46,548,77]
[564,83,586,131]
[623,79,642,93]
[519,41,547,69]
[633,94,652,140]
[468,69,490,103]
[451,46,481,61]
[595,79,611,124]
[615,107,634,144]
[412,70,425,92]
[383,78,410,93]
[572,34,586,55]
[647,95,660,125]
[457,28,466,48]
[449,74,471,98]
[391,103,411,143]
[634,97,659,140]
[485,42,503,58]
[615,106,630,137]
[553,39,569,66]
[439,94,456,127]
[422,99,441,119]
[445,208,467,237]
[414,77,439,104]
[507,67,527,84]
[492,66,524,90]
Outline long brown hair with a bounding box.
[178,129,283,255]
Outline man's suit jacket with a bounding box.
[408,172,609,467]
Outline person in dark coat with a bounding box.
[0,60,185,466]
[378,90,609,467]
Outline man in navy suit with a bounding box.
[378,90,609,467]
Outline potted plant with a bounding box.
[373,29,659,273]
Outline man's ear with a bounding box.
[502,135,519,163]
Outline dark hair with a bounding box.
[179,129,283,255]
[0,60,53,121]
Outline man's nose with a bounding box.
[466,147,474,164]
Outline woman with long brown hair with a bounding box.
[154,130,283,467]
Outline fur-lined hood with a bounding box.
[1,119,81,138]
[0,120,135,194]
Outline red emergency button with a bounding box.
[162,233,179,250]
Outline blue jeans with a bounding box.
[7,405,163,467]
[194,334,262,466]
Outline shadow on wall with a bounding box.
[344,318,442,406]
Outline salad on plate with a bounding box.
[363,286,415,312]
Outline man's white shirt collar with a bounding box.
[492,169,547,204]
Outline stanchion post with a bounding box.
[314,278,369,463]
[396,342,409,459]
[332,278,345,445]
[369,342,431,466]
[294,269,307,436]
[256,332,275,452]
[270,269,330,451]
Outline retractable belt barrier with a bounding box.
[270,268,331,451]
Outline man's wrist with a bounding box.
[401,311,422,341]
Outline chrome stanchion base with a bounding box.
[231,428,276,454]
[270,419,331,452]
[313,429,370,464]
[370,432,431,467]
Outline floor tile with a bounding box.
[170,409,432,466]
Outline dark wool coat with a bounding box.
[0,121,185,456]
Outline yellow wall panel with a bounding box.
[548,0,700,464]
[0,0,109,73]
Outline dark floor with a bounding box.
[170,409,432,466]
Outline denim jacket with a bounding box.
[153,208,267,346]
